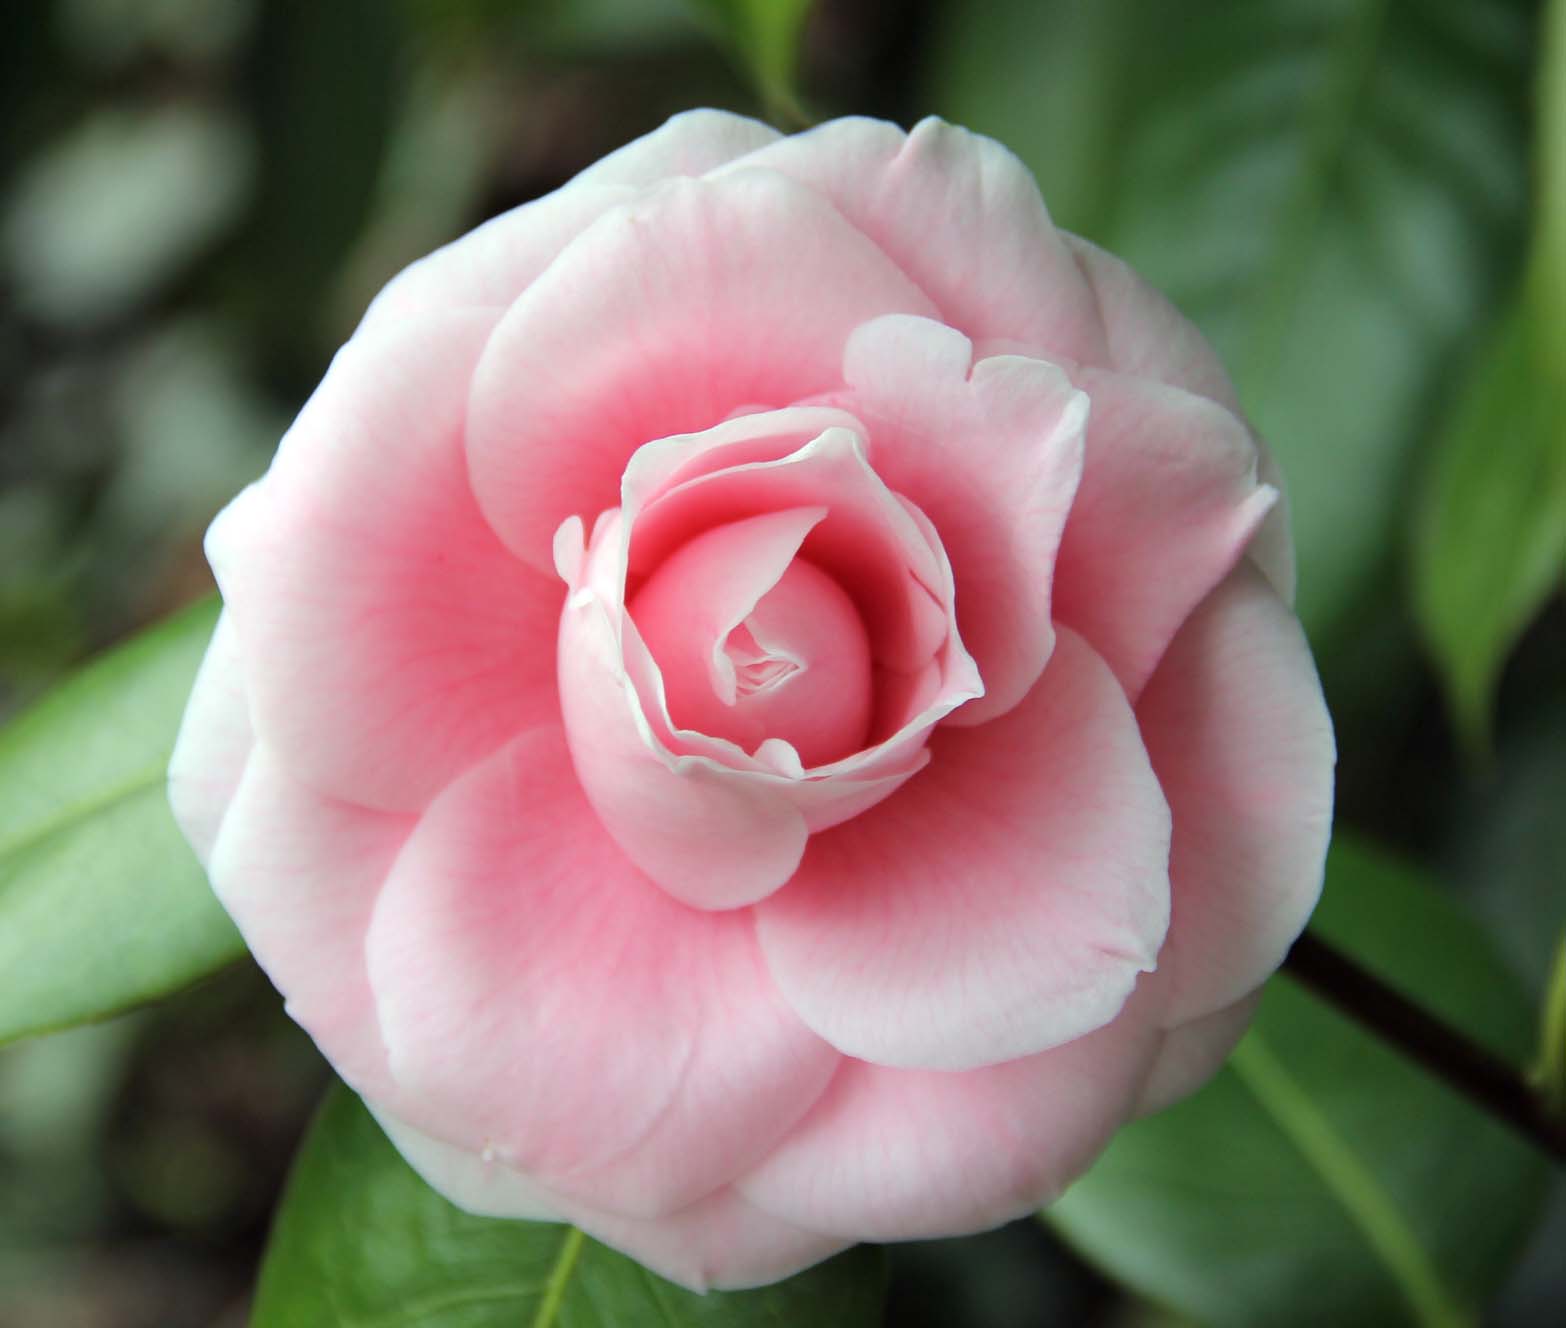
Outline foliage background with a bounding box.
[0,0,1562,1324]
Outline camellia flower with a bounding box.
[169,111,1335,1291]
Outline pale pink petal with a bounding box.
[629,509,873,768]
[369,1104,561,1221]
[1136,562,1334,1025]
[738,981,1162,1240]
[575,108,780,188]
[466,168,938,574]
[360,110,778,334]
[832,314,1086,725]
[205,747,413,1100]
[1067,233,1295,601]
[573,1188,851,1294]
[559,592,811,910]
[621,407,865,536]
[208,311,563,812]
[1136,989,1263,1116]
[358,182,637,332]
[371,1101,850,1293]
[628,426,956,681]
[756,629,1171,1071]
[167,611,253,865]
[730,117,1106,361]
[364,726,839,1217]
[1052,367,1277,699]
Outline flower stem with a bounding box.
[1282,930,1566,1165]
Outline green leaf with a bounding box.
[253,1082,887,1327]
[686,0,813,124]
[1412,301,1566,752]
[931,0,1533,638]
[1046,834,1547,1328]
[1412,0,1566,751]
[0,595,243,1046]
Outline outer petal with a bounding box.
[1136,563,1335,1026]
[731,116,1106,362]
[205,747,413,1100]
[374,1106,850,1294]
[360,111,780,333]
[1052,367,1277,698]
[833,314,1086,725]
[738,980,1162,1241]
[572,1190,850,1294]
[167,611,254,865]
[358,182,637,332]
[756,629,1171,1071]
[1066,233,1294,601]
[209,311,563,812]
[574,107,780,187]
[1136,989,1263,1116]
[364,726,839,1218]
[466,168,938,573]
[370,1104,561,1221]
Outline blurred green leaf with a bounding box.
[0,595,242,1047]
[1412,0,1566,751]
[1047,834,1547,1327]
[253,1082,887,1327]
[1538,936,1566,1114]
[687,0,812,123]
[239,0,403,350]
[1412,303,1566,752]
[932,0,1532,639]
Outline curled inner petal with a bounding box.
[631,526,873,768]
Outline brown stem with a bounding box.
[1282,930,1566,1165]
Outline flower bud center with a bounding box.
[628,525,873,769]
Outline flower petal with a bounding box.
[466,168,938,574]
[359,182,637,332]
[1135,562,1335,1025]
[731,116,1106,361]
[1136,989,1263,1116]
[372,1106,849,1293]
[738,980,1161,1240]
[360,111,779,333]
[1052,367,1277,698]
[559,590,811,910]
[1066,233,1294,601]
[364,726,839,1217]
[833,314,1086,724]
[206,747,413,1100]
[208,310,563,812]
[756,628,1171,1071]
[167,611,254,865]
[576,108,781,187]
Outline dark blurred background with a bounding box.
[1,1,1561,1324]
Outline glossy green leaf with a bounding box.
[253,1082,887,1327]
[932,0,1533,639]
[238,0,402,353]
[1413,0,1566,751]
[0,595,242,1046]
[1412,302,1566,752]
[1047,834,1547,1327]
[687,0,813,123]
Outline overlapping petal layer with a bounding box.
[1135,563,1335,1026]
[207,311,563,813]
[364,726,840,1217]
[738,982,1162,1241]
[756,629,1171,1071]
[466,168,938,575]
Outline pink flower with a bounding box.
[169,111,1335,1291]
